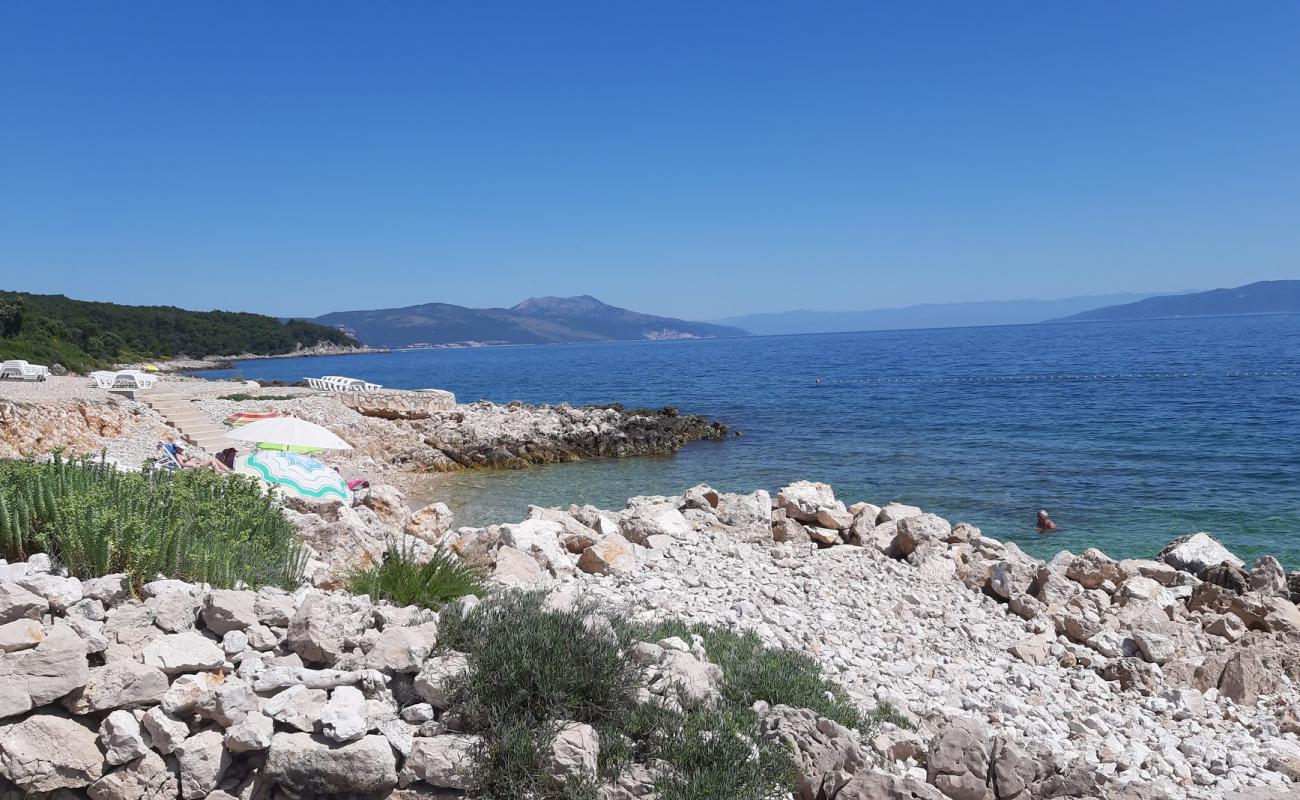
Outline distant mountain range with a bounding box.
[312,295,749,348]
[1053,280,1300,322]
[715,292,1157,336]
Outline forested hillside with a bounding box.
[0,291,356,372]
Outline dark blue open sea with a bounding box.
[199,315,1300,566]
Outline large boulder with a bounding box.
[499,518,575,577]
[833,770,946,799]
[406,502,455,544]
[175,729,230,800]
[400,734,480,789]
[578,534,638,576]
[927,717,992,800]
[492,545,547,587]
[87,749,177,800]
[877,503,923,524]
[201,590,260,636]
[360,483,410,527]
[65,660,169,713]
[0,622,90,716]
[99,710,150,765]
[547,722,599,783]
[1158,533,1243,577]
[0,714,105,791]
[1202,563,1250,594]
[618,502,692,544]
[1065,548,1121,590]
[894,514,952,556]
[287,590,375,665]
[760,705,866,800]
[0,582,47,625]
[265,732,399,794]
[365,622,440,673]
[776,481,839,523]
[714,490,773,538]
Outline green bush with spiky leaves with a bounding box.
[346,542,485,611]
[0,454,306,590]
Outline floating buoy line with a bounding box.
[812,370,1300,386]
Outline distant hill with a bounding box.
[717,293,1157,336]
[312,295,749,348]
[1054,281,1300,322]
[0,291,358,372]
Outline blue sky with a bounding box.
[2,3,1298,320]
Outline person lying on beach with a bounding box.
[1036,509,1058,533]
[173,442,232,473]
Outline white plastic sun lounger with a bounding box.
[91,370,156,390]
[0,360,50,381]
[307,375,383,393]
[114,370,157,389]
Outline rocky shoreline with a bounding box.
[141,344,389,373]
[0,378,730,482]
[192,391,730,477]
[2,478,1300,798]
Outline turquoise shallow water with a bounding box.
[199,315,1300,566]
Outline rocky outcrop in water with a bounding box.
[198,394,731,476]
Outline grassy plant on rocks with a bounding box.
[0,454,305,590]
[437,592,818,800]
[634,621,870,733]
[345,542,486,611]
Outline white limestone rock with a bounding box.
[400,734,480,789]
[0,714,104,792]
[265,732,399,795]
[99,709,150,765]
[142,631,226,675]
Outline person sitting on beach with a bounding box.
[1036,509,1058,533]
[216,447,237,471]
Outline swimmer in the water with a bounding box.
[1036,509,1057,533]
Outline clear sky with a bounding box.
[2,3,1298,320]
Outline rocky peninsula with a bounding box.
[0,376,729,483]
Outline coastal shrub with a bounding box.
[437,591,644,798]
[633,621,870,732]
[0,454,306,590]
[437,593,802,800]
[652,705,797,800]
[439,592,644,733]
[345,542,485,611]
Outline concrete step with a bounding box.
[167,414,215,427]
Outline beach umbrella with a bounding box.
[224,411,284,428]
[223,416,352,451]
[236,450,351,502]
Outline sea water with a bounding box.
[199,314,1300,565]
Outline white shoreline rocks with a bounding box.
[2,482,1300,798]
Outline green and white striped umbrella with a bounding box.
[236,450,351,503]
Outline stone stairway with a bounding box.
[144,394,231,454]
